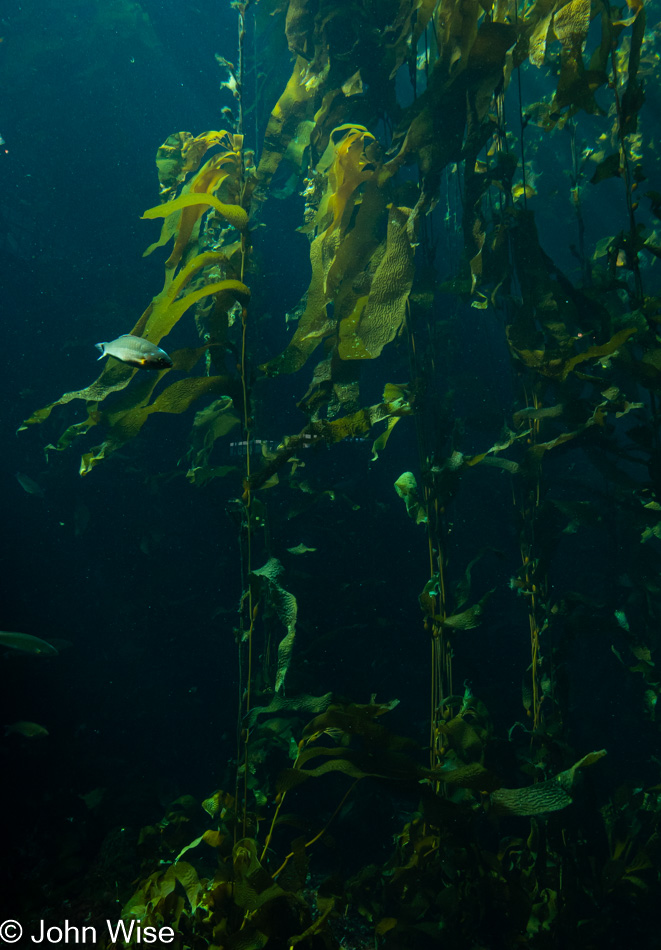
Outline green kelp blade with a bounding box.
[394,471,427,524]
[249,558,298,693]
[491,781,573,816]
[490,749,607,815]
[171,861,203,913]
[18,358,136,432]
[558,327,638,380]
[44,418,101,457]
[244,692,333,729]
[183,395,240,484]
[248,386,412,490]
[276,757,376,793]
[80,374,242,475]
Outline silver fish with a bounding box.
[95,335,173,370]
[0,630,58,656]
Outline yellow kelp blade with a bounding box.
[261,177,388,379]
[144,140,244,267]
[251,57,318,198]
[338,205,416,360]
[133,249,249,344]
[142,191,248,260]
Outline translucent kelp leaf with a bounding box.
[261,232,334,376]
[394,471,428,524]
[244,692,333,729]
[371,415,400,461]
[261,127,384,378]
[250,558,298,693]
[80,374,243,475]
[201,789,235,818]
[143,191,248,245]
[144,140,245,268]
[438,713,488,762]
[233,837,263,881]
[183,396,240,485]
[590,152,622,185]
[252,57,317,199]
[420,577,493,630]
[491,781,573,816]
[513,403,564,427]
[277,758,375,793]
[248,387,413,489]
[439,762,501,791]
[528,11,554,68]
[155,131,194,196]
[154,130,229,198]
[375,918,398,936]
[338,206,416,360]
[558,327,637,380]
[553,0,591,49]
[19,360,136,432]
[173,835,204,864]
[172,861,203,912]
[593,235,615,259]
[289,895,336,947]
[0,631,58,656]
[490,749,606,815]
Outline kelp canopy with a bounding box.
[17,0,661,946]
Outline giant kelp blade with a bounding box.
[79,374,243,475]
[142,191,248,236]
[338,206,415,360]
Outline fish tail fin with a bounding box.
[95,343,106,360]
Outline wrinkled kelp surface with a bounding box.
[5,0,661,947]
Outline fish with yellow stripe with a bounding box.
[95,335,173,370]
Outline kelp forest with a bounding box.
[10,0,661,947]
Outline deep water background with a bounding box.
[1,0,657,922]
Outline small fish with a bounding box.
[95,335,173,369]
[0,631,58,656]
[5,721,49,738]
[16,472,45,498]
